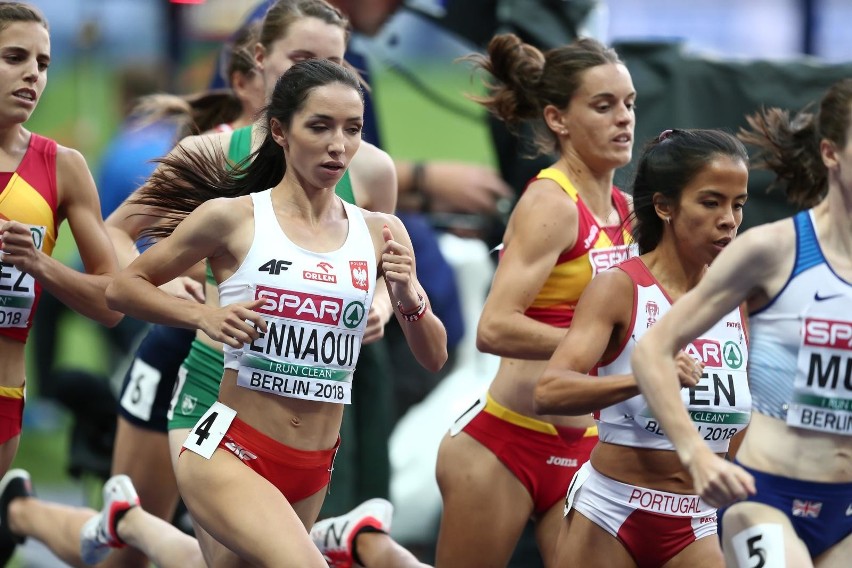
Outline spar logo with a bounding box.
[588,244,636,275]
[684,340,721,368]
[804,318,852,351]
[350,261,369,291]
[683,339,743,369]
[255,286,342,326]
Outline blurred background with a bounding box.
[13,0,852,566]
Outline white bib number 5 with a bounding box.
[182,401,237,459]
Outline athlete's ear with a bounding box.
[270,118,287,150]
[652,192,673,224]
[821,138,839,170]
[254,42,266,71]
[543,104,569,138]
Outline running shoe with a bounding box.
[80,474,140,565]
[0,469,35,565]
[311,498,393,568]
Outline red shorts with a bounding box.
[456,394,597,514]
[0,387,25,445]
[180,415,340,503]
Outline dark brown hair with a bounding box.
[259,0,349,52]
[133,59,363,241]
[632,129,749,254]
[737,78,852,208]
[467,33,621,156]
[0,1,47,33]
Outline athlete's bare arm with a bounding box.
[476,179,579,360]
[106,196,264,348]
[534,268,633,414]
[349,141,397,344]
[631,224,790,506]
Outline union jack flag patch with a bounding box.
[791,499,822,518]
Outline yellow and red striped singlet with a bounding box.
[517,168,634,328]
[0,133,58,342]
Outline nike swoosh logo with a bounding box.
[814,292,843,302]
[847,503,852,516]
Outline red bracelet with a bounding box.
[397,294,427,322]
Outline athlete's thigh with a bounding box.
[435,431,533,568]
[168,427,191,468]
[176,449,326,568]
[0,435,19,478]
[816,532,852,568]
[535,501,566,568]
[554,509,636,568]
[662,534,723,568]
[722,502,812,568]
[193,517,250,568]
[292,486,328,531]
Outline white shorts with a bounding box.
[565,462,718,567]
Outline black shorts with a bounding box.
[118,324,195,432]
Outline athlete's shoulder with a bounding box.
[590,262,635,295]
[360,208,397,227]
[54,143,91,179]
[734,217,794,263]
[192,194,253,231]
[350,140,394,176]
[520,174,580,216]
[349,141,396,213]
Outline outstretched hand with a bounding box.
[199,298,267,348]
[381,225,420,312]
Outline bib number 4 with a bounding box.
[182,402,237,459]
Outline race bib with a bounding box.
[236,353,352,404]
[788,315,852,435]
[182,401,237,459]
[637,367,751,451]
[0,225,45,328]
[120,357,162,421]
